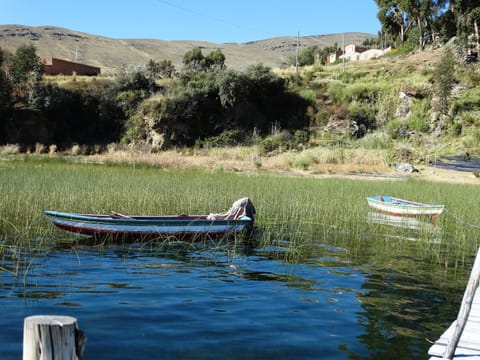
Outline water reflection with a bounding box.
[367,211,443,245]
[368,211,436,231]
[350,268,463,360]
[0,232,468,360]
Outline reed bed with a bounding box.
[1,155,479,277]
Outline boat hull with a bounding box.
[44,211,253,240]
[366,196,445,217]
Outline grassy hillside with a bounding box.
[278,41,480,166]
[0,25,374,73]
[2,24,479,181]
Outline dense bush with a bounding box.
[121,61,312,149]
[348,101,377,137]
[1,41,480,157]
[24,82,124,147]
[201,130,246,148]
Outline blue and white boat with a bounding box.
[45,198,255,240]
[366,195,444,217]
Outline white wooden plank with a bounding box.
[429,342,480,355]
[428,286,480,359]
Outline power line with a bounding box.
[153,0,277,42]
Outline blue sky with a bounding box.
[0,0,381,43]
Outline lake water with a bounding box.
[0,228,469,359]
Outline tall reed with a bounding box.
[1,155,479,275]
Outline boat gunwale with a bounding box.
[44,210,253,226]
[366,196,445,209]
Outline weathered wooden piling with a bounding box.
[23,315,86,360]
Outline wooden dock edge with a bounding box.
[428,247,480,360]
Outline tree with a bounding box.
[215,69,247,108]
[296,46,319,66]
[432,9,457,43]
[146,59,176,80]
[116,67,155,92]
[114,67,156,118]
[183,48,226,72]
[205,49,226,70]
[0,48,11,110]
[291,44,340,67]
[401,0,448,50]
[146,59,161,81]
[8,44,44,85]
[158,59,175,78]
[375,0,448,50]
[433,48,456,114]
[452,0,480,51]
[183,47,206,71]
[362,37,380,48]
[0,47,13,143]
[468,7,480,54]
[375,0,411,45]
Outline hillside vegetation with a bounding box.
[0,25,479,181]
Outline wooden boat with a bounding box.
[44,197,255,240]
[366,195,445,217]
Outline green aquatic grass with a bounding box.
[1,155,479,275]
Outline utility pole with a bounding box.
[295,31,299,72]
[342,32,345,73]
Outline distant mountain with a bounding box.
[0,25,375,74]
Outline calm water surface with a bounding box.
[0,231,468,359]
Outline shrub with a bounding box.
[70,144,81,156]
[314,109,330,127]
[348,101,376,134]
[34,143,45,154]
[406,98,430,133]
[293,130,309,147]
[0,144,20,155]
[293,158,311,170]
[355,132,392,150]
[473,130,480,143]
[407,115,429,133]
[202,130,245,148]
[259,130,294,155]
[451,122,462,136]
[338,71,366,83]
[48,144,57,155]
[299,89,316,102]
[386,119,408,139]
[327,81,348,103]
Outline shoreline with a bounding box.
[4,152,478,185]
[87,151,480,185]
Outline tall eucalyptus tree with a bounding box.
[452,0,480,53]
[375,0,448,50]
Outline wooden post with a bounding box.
[23,315,86,360]
[443,247,480,360]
